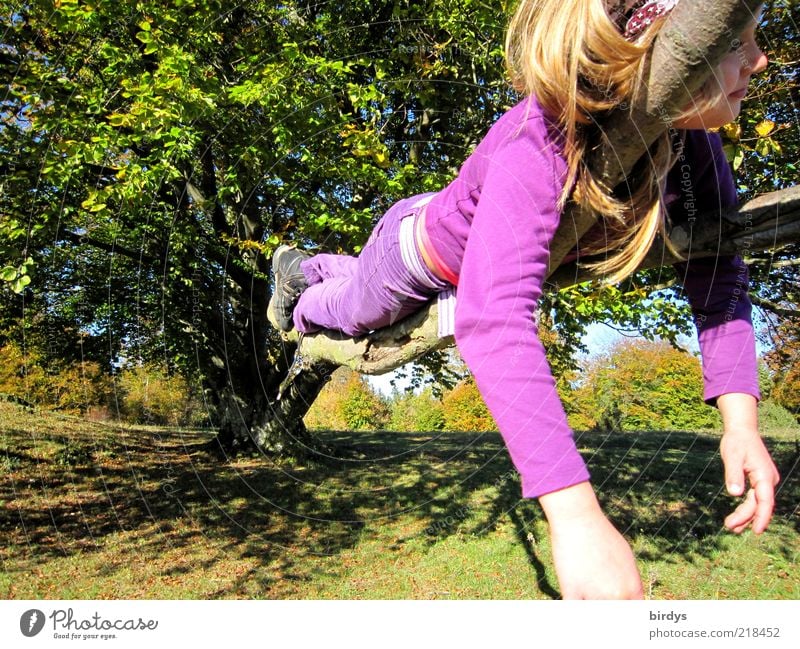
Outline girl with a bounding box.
[270,0,780,599]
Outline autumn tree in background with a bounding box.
[441,377,497,433]
[764,318,800,419]
[305,368,388,431]
[117,363,205,426]
[573,340,722,432]
[0,341,113,414]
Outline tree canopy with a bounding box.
[1,0,798,451]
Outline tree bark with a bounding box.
[211,358,336,457]
[549,184,800,287]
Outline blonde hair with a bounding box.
[505,0,678,283]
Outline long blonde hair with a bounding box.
[505,0,678,283]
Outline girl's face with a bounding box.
[673,18,768,130]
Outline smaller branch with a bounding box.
[58,230,161,266]
[751,296,800,319]
[747,257,800,269]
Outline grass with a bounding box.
[0,400,798,599]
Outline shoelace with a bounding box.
[278,272,307,298]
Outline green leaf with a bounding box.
[107,113,130,127]
[11,274,31,294]
[733,148,745,171]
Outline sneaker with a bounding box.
[269,245,311,331]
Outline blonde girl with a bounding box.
[271,0,780,598]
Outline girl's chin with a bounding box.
[674,104,741,130]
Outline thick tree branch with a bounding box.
[549,185,800,286]
[276,181,800,376]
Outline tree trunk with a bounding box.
[210,359,335,457]
[207,273,337,457]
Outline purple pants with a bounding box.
[294,195,449,336]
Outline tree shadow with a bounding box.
[1,422,797,598]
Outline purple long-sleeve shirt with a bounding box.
[422,98,759,498]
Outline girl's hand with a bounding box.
[717,393,781,534]
[539,482,643,599]
[720,429,780,534]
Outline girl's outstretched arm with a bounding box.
[717,392,780,534]
[449,107,630,597]
[539,482,643,599]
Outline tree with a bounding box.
[1,1,797,458]
[441,377,497,432]
[388,388,445,432]
[0,340,114,413]
[304,368,388,431]
[573,339,722,432]
[1,0,510,454]
[764,317,800,418]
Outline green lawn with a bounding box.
[0,400,797,599]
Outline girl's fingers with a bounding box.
[724,450,746,496]
[724,488,757,534]
[752,476,777,534]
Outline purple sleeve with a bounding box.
[677,257,760,404]
[453,118,590,498]
[672,131,760,404]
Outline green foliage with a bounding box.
[340,375,389,431]
[758,399,799,431]
[117,364,204,426]
[388,388,446,432]
[573,339,722,431]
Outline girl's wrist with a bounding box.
[717,392,759,436]
[538,481,604,525]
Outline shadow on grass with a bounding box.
[1,416,798,598]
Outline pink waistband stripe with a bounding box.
[415,206,460,286]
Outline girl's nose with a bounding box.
[746,41,768,74]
